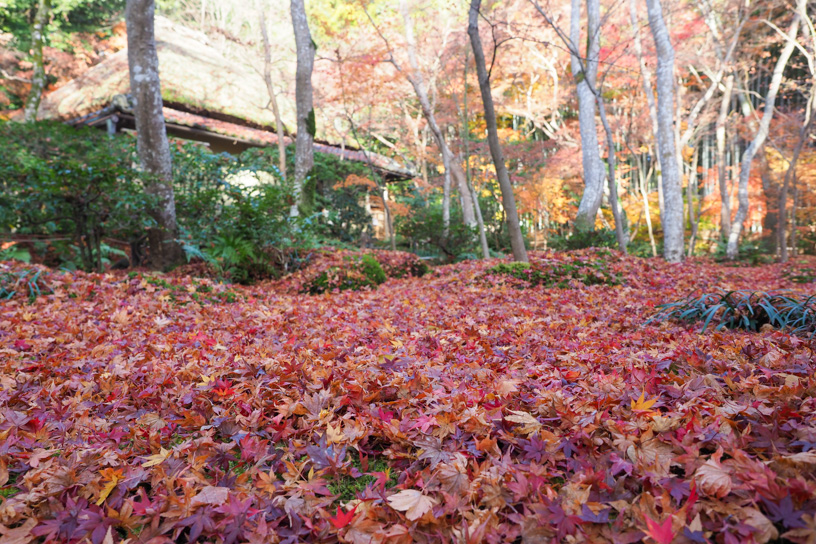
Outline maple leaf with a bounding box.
[95,467,122,505]
[329,504,358,529]
[141,447,171,467]
[762,496,806,529]
[505,410,543,435]
[387,489,437,521]
[630,392,658,412]
[694,451,732,498]
[644,516,675,544]
[212,379,236,397]
[191,486,230,507]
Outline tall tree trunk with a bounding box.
[639,161,658,256]
[645,0,684,262]
[462,48,491,259]
[596,94,627,252]
[715,74,733,240]
[290,0,315,217]
[726,6,801,259]
[570,0,605,232]
[260,9,288,183]
[778,88,814,262]
[629,0,663,222]
[468,0,528,262]
[687,146,701,257]
[396,0,474,232]
[126,0,183,270]
[24,0,50,122]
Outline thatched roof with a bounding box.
[39,16,416,179]
[39,17,292,129]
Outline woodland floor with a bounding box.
[1,251,816,544]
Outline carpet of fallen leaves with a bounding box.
[1,250,816,544]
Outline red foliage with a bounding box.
[1,253,815,542]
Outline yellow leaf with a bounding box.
[141,447,171,468]
[198,375,216,387]
[96,468,122,506]
[630,392,657,412]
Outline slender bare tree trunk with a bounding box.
[596,94,627,252]
[640,163,658,256]
[778,88,813,262]
[571,0,605,232]
[260,9,288,183]
[644,0,684,262]
[629,0,663,221]
[126,0,183,270]
[687,146,701,257]
[394,0,475,233]
[468,0,528,262]
[462,48,491,259]
[290,0,315,217]
[790,173,799,256]
[726,7,801,259]
[24,0,50,122]
[715,74,733,240]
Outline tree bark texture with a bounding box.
[778,87,813,262]
[468,0,528,262]
[290,0,315,217]
[715,74,733,240]
[571,0,605,232]
[726,7,801,259]
[597,95,627,252]
[24,0,50,122]
[399,0,476,230]
[260,9,288,183]
[462,48,491,259]
[628,0,664,220]
[644,0,684,262]
[126,0,184,270]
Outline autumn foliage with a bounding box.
[1,251,816,543]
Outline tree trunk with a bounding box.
[596,94,627,252]
[687,146,700,257]
[468,0,528,262]
[397,0,474,232]
[462,48,491,259]
[290,0,315,217]
[571,0,605,232]
[24,0,50,122]
[778,88,814,262]
[644,0,684,262]
[628,0,663,222]
[126,0,184,270]
[726,7,801,259]
[715,74,733,240]
[260,9,288,183]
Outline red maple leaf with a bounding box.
[644,516,675,544]
[329,505,358,529]
[212,379,236,397]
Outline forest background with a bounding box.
[0,0,814,276]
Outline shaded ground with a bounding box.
[1,250,815,544]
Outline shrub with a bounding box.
[396,204,478,262]
[486,253,621,289]
[0,121,150,272]
[370,250,429,278]
[305,253,387,294]
[649,290,816,336]
[549,228,617,251]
